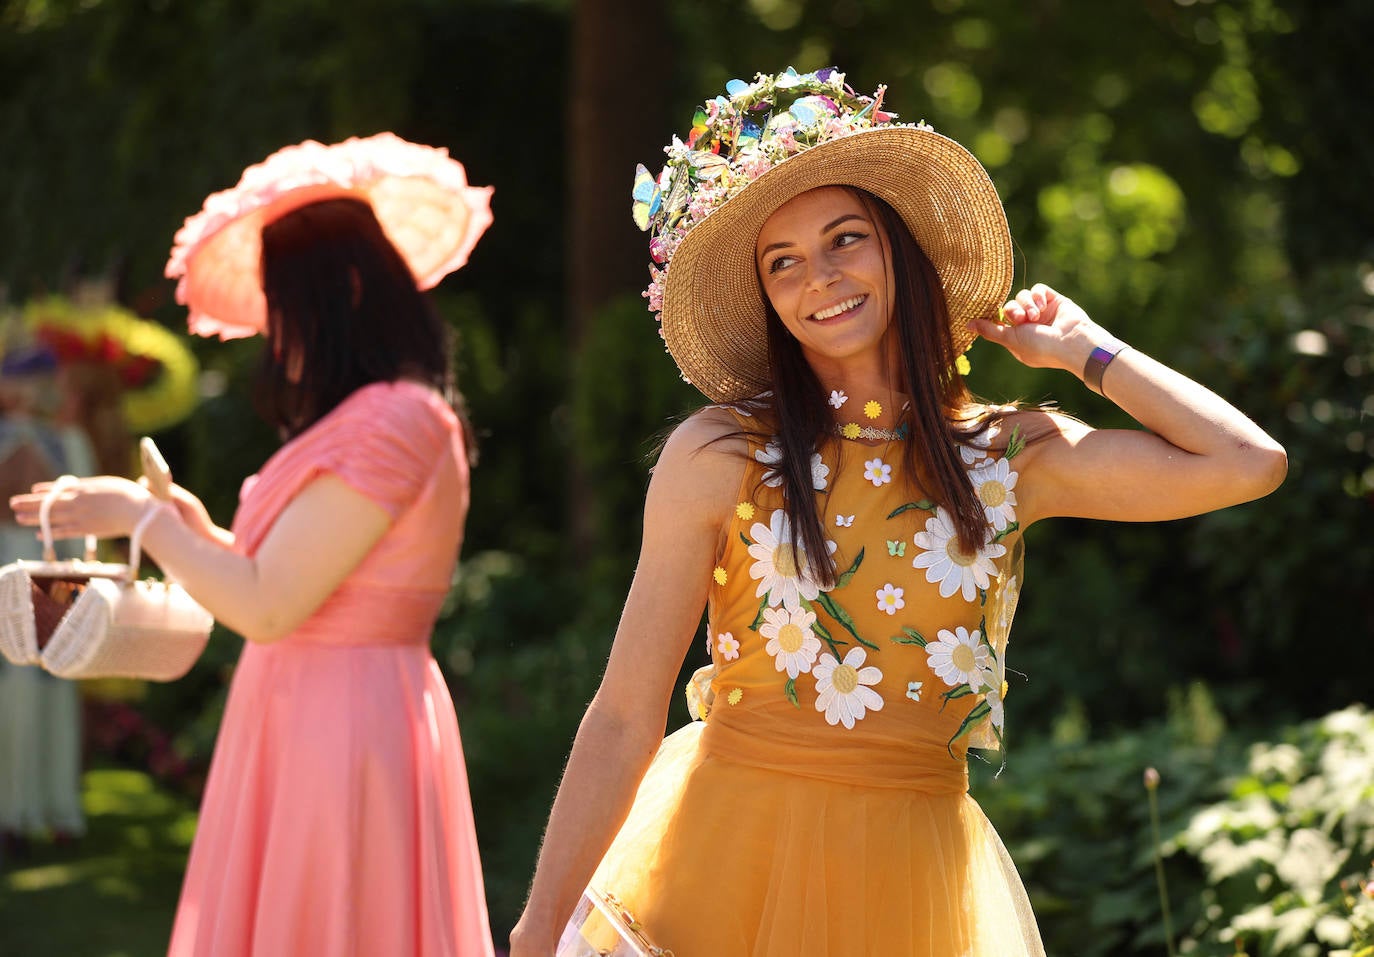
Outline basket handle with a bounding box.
[38,476,97,563]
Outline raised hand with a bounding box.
[967,283,1119,377]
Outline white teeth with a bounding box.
[811,295,865,321]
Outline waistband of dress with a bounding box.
[286,584,446,647]
[700,719,970,795]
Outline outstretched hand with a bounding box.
[9,476,152,542]
[967,283,1116,374]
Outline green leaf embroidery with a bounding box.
[939,684,975,712]
[810,616,846,659]
[784,677,800,709]
[739,531,753,548]
[992,521,1020,544]
[816,592,878,650]
[834,547,865,588]
[891,626,928,647]
[947,699,994,759]
[1005,424,1026,460]
[749,595,768,631]
[886,500,936,520]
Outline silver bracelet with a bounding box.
[1083,338,1130,396]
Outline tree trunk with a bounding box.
[565,0,671,561]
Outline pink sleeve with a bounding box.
[320,384,453,518]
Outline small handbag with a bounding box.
[0,441,214,681]
[556,886,674,957]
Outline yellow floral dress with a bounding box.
[587,411,1044,957]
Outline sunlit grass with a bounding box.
[0,768,195,957]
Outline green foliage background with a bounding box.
[2,0,1371,953]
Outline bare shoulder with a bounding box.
[648,406,750,523]
[992,407,1091,461]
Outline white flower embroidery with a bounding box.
[828,390,849,409]
[911,507,1005,602]
[835,514,855,528]
[978,653,1007,731]
[969,457,1018,531]
[813,647,884,729]
[906,681,924,702]
[875,583,905,616]
[925,627,990,688]
[759,606,822,678]
[716,631,740,662]
[756,440,829,491]
[747,509,836,610]
[863,457,892,487]
[959,423,1000,465]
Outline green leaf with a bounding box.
[992,521,1020,543]
[887,500,936,520]
[816,592,878,650]
[784,677,800,708]
[810,616,846,658]
[834,547,865,588]
[940,685,975,712]
[891,626,927,647]
[739,531,753,548]
[1005,424,1026,460]
[749,595,768,631]
[947,699,993,758]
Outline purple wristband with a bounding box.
[1083,339,1129,396]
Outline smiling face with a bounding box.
[754,186,896,373]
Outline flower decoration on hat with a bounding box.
[635,67,915,330]
[21,296,200,434]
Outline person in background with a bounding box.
[12,134,497,957]
[0,338,93,854]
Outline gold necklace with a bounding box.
[834,421,909,441]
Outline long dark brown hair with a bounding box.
[256,196,473,456]
[758,187,1001,587]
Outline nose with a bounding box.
[805,252,843,292]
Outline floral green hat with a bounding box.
[635,66,1013,404]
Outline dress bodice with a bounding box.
[230,381,469,647]
[697,410,1025,789]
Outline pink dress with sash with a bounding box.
[168,381,494,957]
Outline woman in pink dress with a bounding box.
[11,136,496,957]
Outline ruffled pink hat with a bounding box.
[165,133,494,339]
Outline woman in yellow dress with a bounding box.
[511,68,1286,957]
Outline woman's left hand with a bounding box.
[9,476,153,541]
[968,283,1115,374]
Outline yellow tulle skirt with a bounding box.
[590,722,1044,957]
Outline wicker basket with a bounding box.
[1,457,214,681]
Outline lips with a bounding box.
[809,294,866,322]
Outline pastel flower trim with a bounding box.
[736,501,756,521]
[863,457,892,487]
[863,400,882,420]
[716,631,741,662]
[636,67,916,326]
[876,583,905,616]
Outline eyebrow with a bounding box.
[757,213,871,258]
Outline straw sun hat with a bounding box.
[166,132,493,340]
[636,67,1012,404]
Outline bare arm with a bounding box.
[10,473,390,643]
[970,284,1287,526]
[509,408,746,955]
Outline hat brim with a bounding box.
[167,134,494,340]
[660,126,1012,404]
